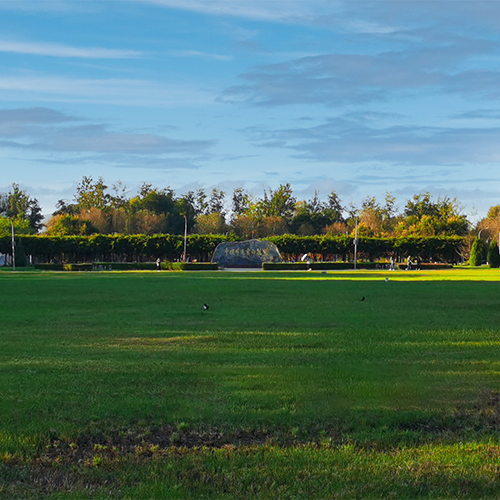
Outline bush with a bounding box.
[168,262,218,271]
[264,262,382,271]
[14,238,27,267]
[33,264,64,271]
[487,240,500,268]
[469,238,484,266]
[34,261,219,271]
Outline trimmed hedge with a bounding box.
[33,261,219,271]
[263,262,454,271]
[397,263,454,270]
[3,234,465,264]
[263,262,380,271]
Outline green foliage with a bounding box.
[487,239,500,268]
[195,212,227,235]
[469,238,484,266]
[46,213,97,236]
[0,184,43,233]
[0,234,465,265]
[14,238,27,267]
[75,176,111,212]
[0,217,30,238]
[399,192,469,237]
[290,191,344,235]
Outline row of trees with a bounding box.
[1,178,498,244]
[35,176,474,239]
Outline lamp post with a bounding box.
[11,219,15,271]
[478,227,489,239]
[353,218,358,270]
[183,215,187,263]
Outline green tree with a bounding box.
[487,239,500,268]
[46,214,96,236]
[14,238,27,267]
[231,187,250,217]
[469,238,484,266]
[195,212,227,234]
[2,184,44,233]
[259,183,296,223]
[75,176,111,212]
[397,192,468,237]
[207,188,226,218]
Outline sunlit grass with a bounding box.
[2,268,500,497]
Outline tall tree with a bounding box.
[231,187,250,217]
[397,192,468,236]
[75,176,111,212]
[2,184,43,233]
[207,188,226,218]
[259,183,296,222]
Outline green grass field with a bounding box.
[2,268,500,498]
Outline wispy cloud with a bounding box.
[0,0,88,13]
[134,0,332,23]
[0,75,216,108]
[220,40,500,107]
[244,116,500,166]
[0,40,141,59]
[167,49,231,61]
[0,107,215,168]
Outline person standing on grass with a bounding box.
[406,255,412,271]
[390,255,395,271]
[156,257,161,272]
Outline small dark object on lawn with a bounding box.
[203,303,209,310]
[360,296,365,301]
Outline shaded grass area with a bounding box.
[2,269,500,497]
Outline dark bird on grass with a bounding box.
[360,296,365,301]
[203,303,209,310]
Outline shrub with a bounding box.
[14,238,27,267]
[469,238,484,266]
[487,240,500,268]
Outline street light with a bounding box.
[10,219,15,271]
[478,227,489,239]
[353,218,358,270]
[183,214,187,263]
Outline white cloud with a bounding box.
[220,41,500,107]
[167,49,232,61]
[0,75,216,108]
[0,40,141,59]
[0,107,215,168]
[0,0,86,12]
[244,116,500,167]
[133,0,335,23]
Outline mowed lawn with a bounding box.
[2,268,500,498]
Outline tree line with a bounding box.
[1,177,499,243]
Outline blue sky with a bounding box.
[1,0,500,220]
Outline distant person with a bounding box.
[390,256,395,271]
[406,256,412,271]
[156,257,161,272]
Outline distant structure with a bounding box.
[212,239,282,268]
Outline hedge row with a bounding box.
[33,262,218,271]
[1,234,465,264]
[262,262,454,271]
[263,262,379,270]
[265,234,463,262]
